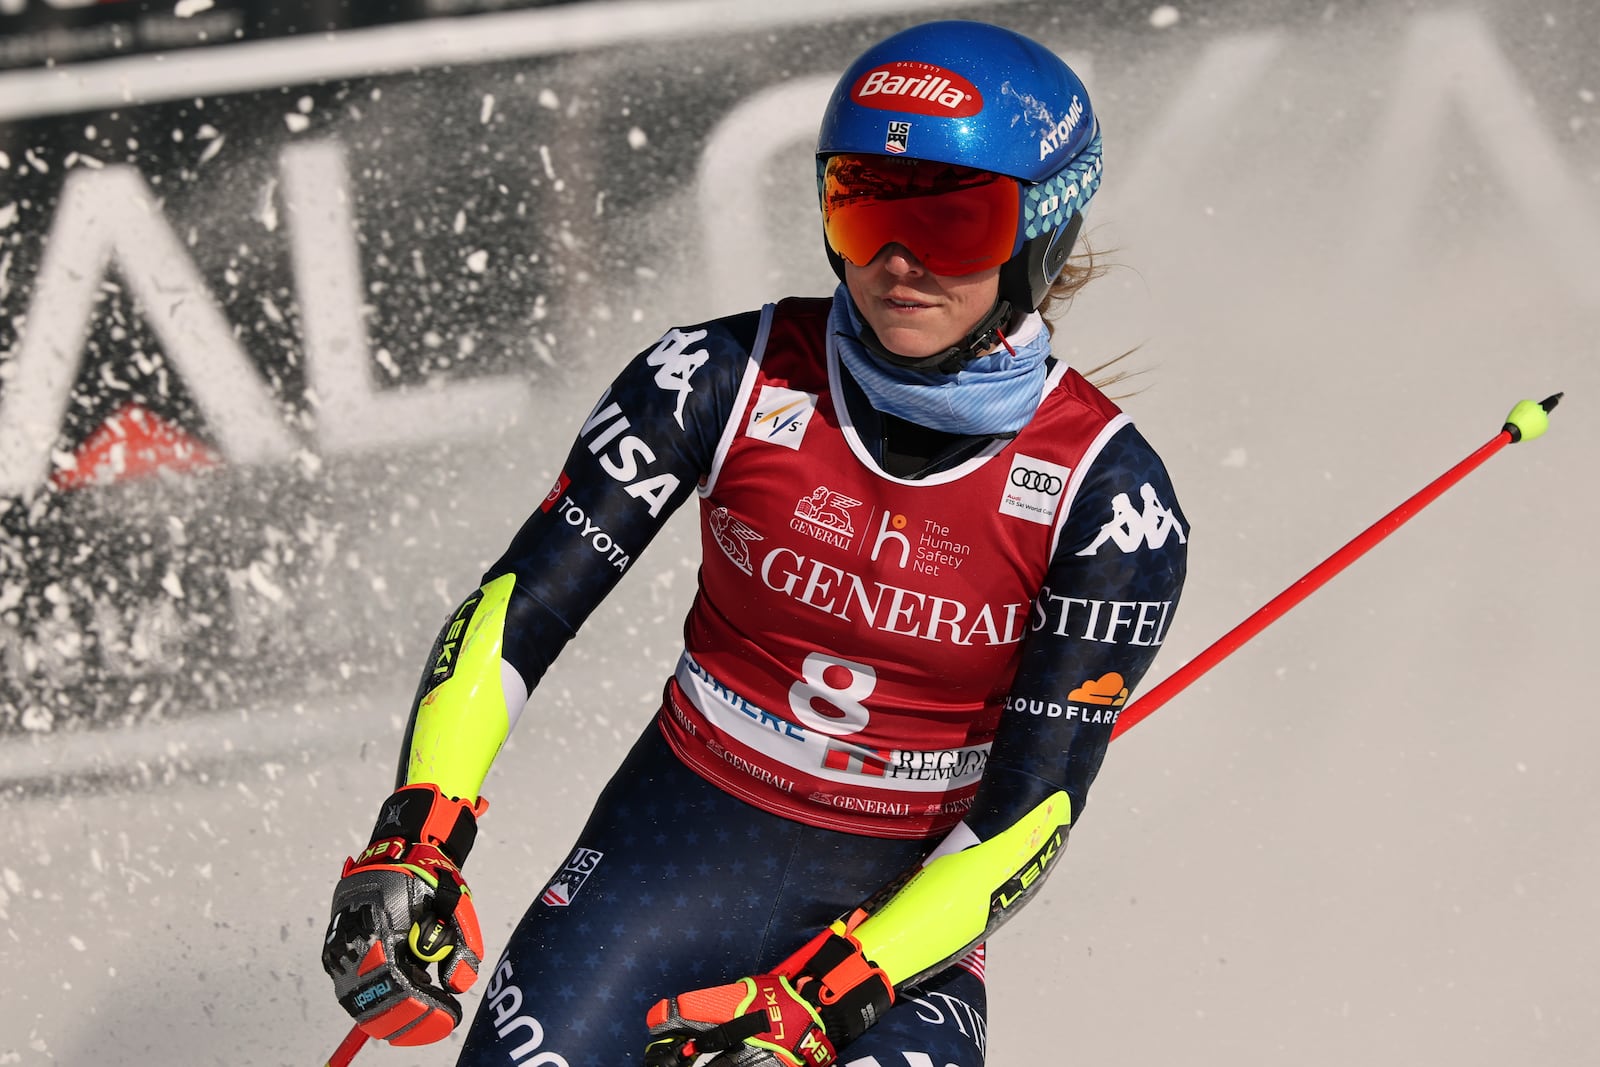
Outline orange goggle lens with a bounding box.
[822,154,1021,276]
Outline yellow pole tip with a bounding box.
[1504,398,1551,442]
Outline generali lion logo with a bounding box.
[850,61,982,117]
[710,506,763,575]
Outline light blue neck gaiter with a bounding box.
[830,285,1052,436]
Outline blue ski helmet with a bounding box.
[817,21,1103,354]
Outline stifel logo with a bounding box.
[850,61,982,117]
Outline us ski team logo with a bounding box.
[540,847,604,907]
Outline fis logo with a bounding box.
[746,385,816,450]
[540,847,604,907]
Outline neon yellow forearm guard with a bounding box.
[403,573,521,800]
[851,791,1072,986]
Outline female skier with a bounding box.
[322,19,1187,1067]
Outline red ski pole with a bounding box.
[1110,394,1562,742]
[323,1025,368,1067]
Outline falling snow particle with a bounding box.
[285,112,311,133]
[538,89,560,110]
[160,569,185,600]
[1150,5,1180,29]
[465,250,489,274]
[174,0,214,16]
[1221,447,1247,468]
[480,94,495,124]
[258,179,279,231]
[69,936,86,952]
[198,132,225,165]
[627,127,648,149]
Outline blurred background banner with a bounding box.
[0,3,1596,1062]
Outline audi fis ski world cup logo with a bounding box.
[1011,467,1063,494]
[850,61,982,117]
[540,847,604,907]
[999,454,1071,525]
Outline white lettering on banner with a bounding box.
[0,140,531,495]
[1031,590,1175,646]
[1075,483,1186,556]
[758,548,1028,647]
[0,165,294,495]
[483,957,571,1067]
[282,142,530,452]
[644,326,708,429]
[0,0,99,14]
[576,393,681,516]
[554,496,631,571]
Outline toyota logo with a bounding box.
[1011,468,1063,494]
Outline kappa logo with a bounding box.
[710,506,764,575]
[540,847,604,907]
[791,486,862,549]
[746,385,817,450]
[645,327,709,429]
[999,454,1071,526]
[1075,483,1187,555]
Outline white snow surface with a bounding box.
[4,2,1600,1066]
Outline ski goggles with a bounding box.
[820,154,1022,276]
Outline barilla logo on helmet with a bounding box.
[850,61,982,117]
